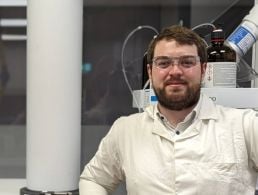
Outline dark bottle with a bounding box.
[203,28,237,88]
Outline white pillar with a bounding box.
[26,0,83,192]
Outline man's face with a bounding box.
[147,39,206,110]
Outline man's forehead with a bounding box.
[154,40,198,55]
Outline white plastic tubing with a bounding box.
[26,0,83,192]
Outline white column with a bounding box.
[26,0,83,192]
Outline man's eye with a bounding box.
[182,60,194,64]
[181,58,195,67]
[157,60,170,67]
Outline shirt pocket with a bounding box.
[208,162,239,179]
[196,162,245,195]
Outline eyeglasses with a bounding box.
[152,55,200,70]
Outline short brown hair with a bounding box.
[147,25,207,65]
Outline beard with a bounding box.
[153,79,201,111]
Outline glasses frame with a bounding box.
[151,55,201,70]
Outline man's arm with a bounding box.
[243,109,258,170]
[79,178,109,195]
[79,121,123,194]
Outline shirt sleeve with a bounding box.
[79,121,123,194]
[79,179,109,195]
[243,110,258,171]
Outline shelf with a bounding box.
[201,88,258,108]
[0,0,26,7]
[0,19,27,27]
[133,88,258,109]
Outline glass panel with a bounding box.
[81,0,254,127]
[0,6,26,178]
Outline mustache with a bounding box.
[164,78,187,85]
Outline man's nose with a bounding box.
[167,61,183,74]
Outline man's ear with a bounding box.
[147,64,152,81]
[201,63,207,79]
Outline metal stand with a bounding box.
[20,187,79,195]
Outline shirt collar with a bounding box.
[145,93,218,121]
[153,94,201,121]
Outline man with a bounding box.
[79,25,258,195]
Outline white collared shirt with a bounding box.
[155,95,201,136]
[80,94,258,195]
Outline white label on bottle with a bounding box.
[226,20,257,56]
[203,62,237,88]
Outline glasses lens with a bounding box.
[179,56,198,68]
[154,57,171,69]
[153,56,199,69]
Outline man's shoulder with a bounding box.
[109,106,155,136]
[200,94,256,120]
[115,109,151,125]
[212,103,258,126]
